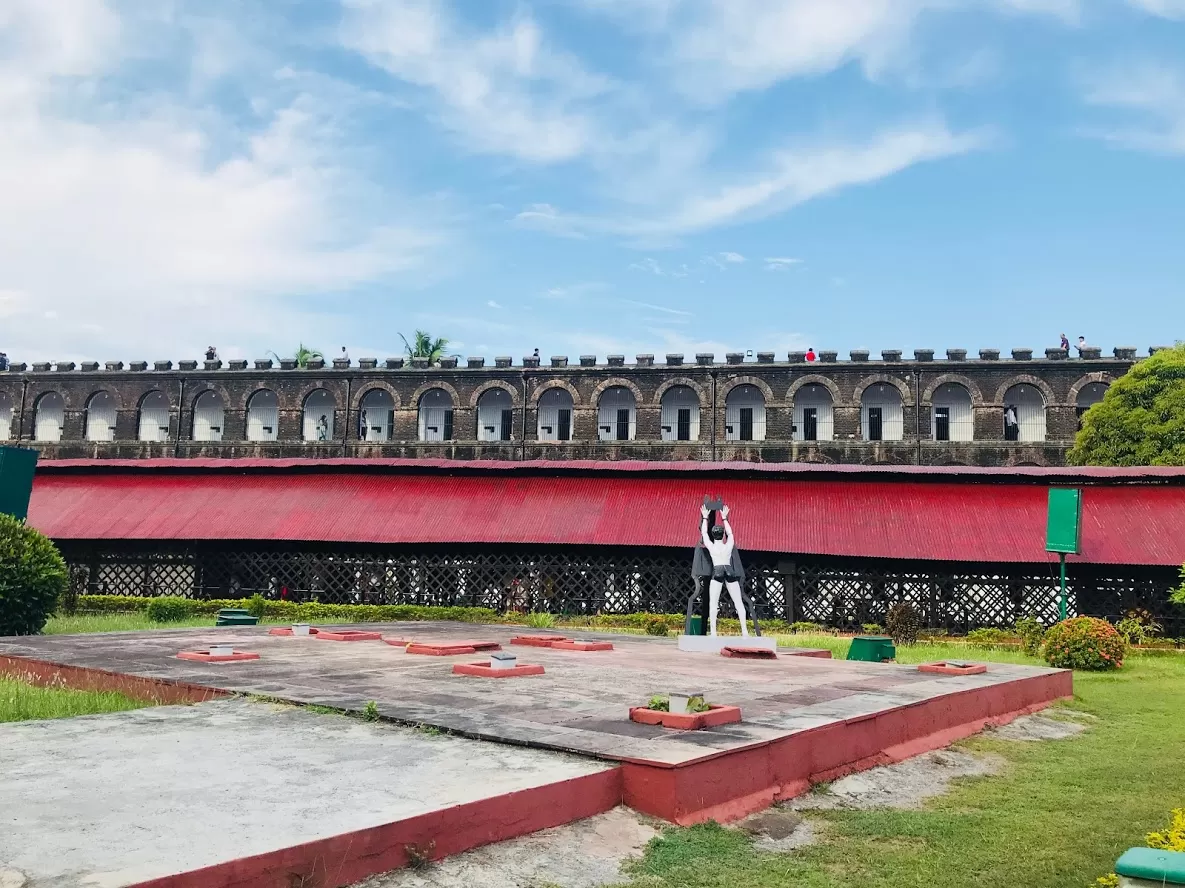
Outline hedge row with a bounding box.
[76,595,501,624]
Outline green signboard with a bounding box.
[0,445,38,520]
[1046,488,1082,555]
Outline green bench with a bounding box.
[215,608,259,627]
[1116,848,1185,887]
[846,635,896,663]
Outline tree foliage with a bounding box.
[400,330,454,363]
[0,514,68,636]
[1068,345,1185,466]
[269,343,323,369]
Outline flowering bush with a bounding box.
[1096,808,1185,885]
[1041,616,1126,671]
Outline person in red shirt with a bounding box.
[805,347,817,362]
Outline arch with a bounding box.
[922,373,985,407]
[85,391,118,442]
[138,390,171,443]
[530,379,582,407]
[597,385,636,442]
[720,376,776,405]
[191,390,225,442]
[852,374,913,407]
[725,384,766,442]
[1002,383,1046,442]
[411,380,459,408]
[537,387,574,441]
[34,391,65,442]
[185,384,232,412]
[786,374,842,405]
[792,383,834,442]
[660,385,701,441]
[930,381,974,442]
[476,387,514,442]
[653,377,708,407]
[358,388,395,442]
[1068,372,1116,407]
[861,382,904,441]
[469,380,521,408]
[351,382,401,412]
[418,387,455,441]
[993,374,1055,408]
[589,377,644,406]
[0,391,13,441]
[302,389,336,442]
[1074,379,1110,427]
[246,389,279,442]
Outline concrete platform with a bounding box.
[0,699,616,888]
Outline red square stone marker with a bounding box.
[550,640,614,652]
[452,661,546,678]
[267,627,321,636]
[511,635,569,647]
[629,704,742,730]
[314,630,382,642]
[918,661,988,676]
[406,641,502,656]
[720,646,777,660]
[382,637,411,647]
[177,650,261,663]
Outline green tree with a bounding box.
[0,514,69,636]
[268,343,323,369]
[1068,344,1185,466]
[399,331,455,364]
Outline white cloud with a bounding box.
[1126,0,1185,18]
[512,203,588,238]
[487,300,503,309]
[628,258,665,275]
[620,299,693,317]
[720,251,746,263]
[1082,60,1185,154]
[765,257,803,271]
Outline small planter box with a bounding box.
[177,649,260,663]
[315,630,382,642]
[629,705,742,730]
[452,661,545,678]
[721,646,777,660]
[918,661,987,676]
[551,640,614,652]
[382,637,411,647]
[406,641,502,656]
[511,635,570,647]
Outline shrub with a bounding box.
[644,617,670,637]
[790,621,823,634]
[145,597,193,623]
[1014,616,1046,656]
[1042,617,1126,671]
[76,595,503,625]
[525,611,557,629]
[966,627,1013,646]
[884,603,921,646]
[917,627,949,641]
[1171,565,1184,606]
[0,514,68,636]
[861,623,884,635]
[1115,609,1162,646]
[245,594,268,620]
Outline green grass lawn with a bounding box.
[0,673,153,723]
[42,613,285,634]
[615,651,1185,888]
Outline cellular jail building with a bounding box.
[0,345,1165,467]
[26,458,1185,636]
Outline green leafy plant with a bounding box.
[686,695,710,713]
[1042,616,1127,671]
[1014,616,1046,656]
[1115,609,1162,646]
[861,622,884,634]
[61,565,87,616]
[400,330,457,364]
[524,611,557,629]
[144,597,193,623]
[884,602,921,646]
[363,700,380,722]
[245,593,268,620]
[791,621,823,634]
[403,840,436,869]
[1171,565,1185,606]
[268,343,323,369]
[0,515,68,636]
[917,627,949,641]
[644,617,671,637]
[967,627,1014,646]
[647,694,670,712]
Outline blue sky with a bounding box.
[2,0,1183,363]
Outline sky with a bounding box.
[1,0,1184,364]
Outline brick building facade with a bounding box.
[0,346,1152,466]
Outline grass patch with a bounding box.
[0,673,153,723]
[43,613,218,634]
[615,652,1185,888]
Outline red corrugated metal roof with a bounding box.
[26,461,1185,566]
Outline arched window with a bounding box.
[303,390,335,442]
[34,392,65,442]
[1076,382,1108,428]
[537,388,573,441]
[1003,384,1046,442]
[598,386,636,442]
[418,388,454,442]
[477,388,513,442]
[660,386,700,442]
[246,390,279,442]
[85,391,117,442]
[793,384,833,441]
[861,384,904,441]
[138,391,170,442]
[725,385,766,442]
[358,389,394,442]
[931,383,973,442]
[0,392,13,441]
[192,391,225,442]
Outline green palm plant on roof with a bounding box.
[400,331,456,364]
[268,344,323,369]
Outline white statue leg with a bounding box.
[726,580,749,636]
[708,579,723,637]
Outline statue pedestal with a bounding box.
[677,635,777,654]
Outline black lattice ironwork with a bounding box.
[57,541,1182,635]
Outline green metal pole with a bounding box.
[1058,553,1068,622]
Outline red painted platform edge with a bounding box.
[551,640,614,652]
[406,643,477,656]
[620,668,1072,826]
[125,767,624,888]
[919,662,988,676]
[383,637,411,647]
[784,649,833,659]
[452,662,546,678]
[0,655,226,705]
[268,627,322,636]
[510,635,569,647]
[315,630,383,642]
[629,705,742,730]
[720,647,777,660]
[176,651,261,663]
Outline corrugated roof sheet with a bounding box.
[26,461,1185,566]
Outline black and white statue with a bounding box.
[695,500,751,637]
